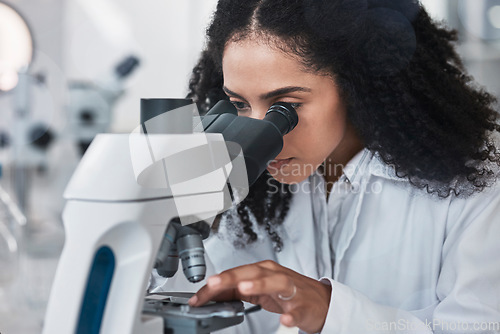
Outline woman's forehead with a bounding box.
[223,41,308,82]
[222,39,333,86]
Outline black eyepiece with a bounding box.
[264,102,299,136]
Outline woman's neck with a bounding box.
[323,124,364,198]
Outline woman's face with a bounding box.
[222,39,349,184]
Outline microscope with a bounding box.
[67,55,140,155]
[42,98,298,334]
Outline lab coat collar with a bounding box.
[316,149,406,187]
[342,149,371,184]
[368,152,409,182]
[341,148,408,183]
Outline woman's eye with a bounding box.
[230,101,251,113]
[277,102,302,110]
[289,102,302,110]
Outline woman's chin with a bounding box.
[266,169,310,185]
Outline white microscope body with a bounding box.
[43,98,297,334]
[43,130,236,334]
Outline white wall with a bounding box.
[63,0,218,132]
[420,0,450,21]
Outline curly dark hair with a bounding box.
[187,0,500,249]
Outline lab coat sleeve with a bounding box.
[432,186,500,333]
[318,278,432,333]
[318,187,500,334]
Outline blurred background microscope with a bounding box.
[0,0,499,333]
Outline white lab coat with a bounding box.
[151,149,500,333]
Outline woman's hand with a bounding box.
[188,260,332,334]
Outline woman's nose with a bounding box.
[248,108,267,120]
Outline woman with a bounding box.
[160,0,500,333]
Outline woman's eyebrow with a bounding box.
[223,86,311,101]
[260,86,312,100]
[223,86,246,100]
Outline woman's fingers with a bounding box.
[188,260,332,333]
[189,263,268,306]
[188,283,236,306]
[188,277,233,306]
[237,273,294,299]
[280,312,298,328]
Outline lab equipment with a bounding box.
[67,55,140,155]
[154,219,210,283]
[151,98,299,283]
[0,193,19,285]
[202,100,299,185]
[142,292,262,333]
[0,164,26,312]
[0,2,51,213]
[43,98,297,333]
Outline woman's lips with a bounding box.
[268,158,294,170]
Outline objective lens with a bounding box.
[176,233,206,283]
[154,222,179,278]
